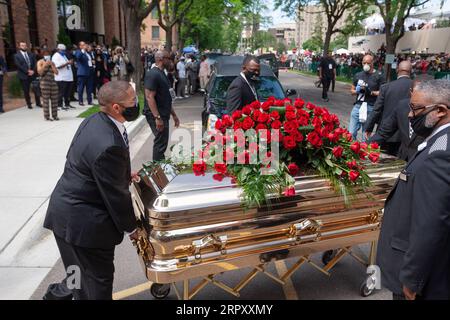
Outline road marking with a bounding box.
[274,260,299,300]
[113,281,152,300]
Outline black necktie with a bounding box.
[123,128,129,149]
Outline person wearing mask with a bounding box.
[113,46,130,81]
[349,54,385,142]
[52,44,74,111]
[14,42,41,109]
[318,51,337,102]
[377,79,450,300]
[364,61,413,156]
[143,51,180,161]
[176,56,187,99]
[43,81,141,300]
[0,54,7,113]
[226,55,260,114]
[199,55,210,92]
[37,49,59,121]
[75,42,93,106]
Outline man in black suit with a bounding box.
[377,79,450,300]
[14,42,41,109]
[226,55,260,114]
[44,80,140,300]
[370,98,424,161]
[365,61,413,155]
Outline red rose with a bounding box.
[250,100,261,109]
[370,142,380,150]
[257,113,270,123]
[349,170,360,182]
[345,133,353,142]
[305,102,316,110]
[307,132,323,148]
[252,109,262,121]
[214,119,223,130]
[255,123,268,131]
[222,115,233,127]
[327,132,340,143]
[286,105,296,113]
[283,120,298,133]
[271,120,282,130]
[261,101,272,111]
[232,110,242,120]
[213,174,224,182]
[347,160,357,169]
[314,107,323,117]
[369,152,380,163]
[270,110,280,120]
[233,121,242,130]
[288,163,300,176]
[285,111,297,121]
[350,142,361,154]
[360,142,368,150]
[214,163,228,174]
[242,106,252,115]
[292,131,304,142]
[294,98,305,108]
[359,151,368,160]
[193,161,207,176]
[312,116,323,130]
[283,135,297,149]
[332,146,344,158]
[283,187,296,197]
[242,117,255,130]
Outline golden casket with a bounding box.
[130,158,404,299]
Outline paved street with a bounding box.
[30,72,390,300]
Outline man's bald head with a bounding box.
[98,80,134,109]
[362,54,374,65]
[397,60,412,76]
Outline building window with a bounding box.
[0,0,16,70]
[26,0,39,48]
[152,26,160,39]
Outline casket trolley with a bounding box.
[130,158,403,300]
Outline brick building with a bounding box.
[0,0,126,70]
[141,6,178,51]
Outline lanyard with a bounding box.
[240,72,258,100]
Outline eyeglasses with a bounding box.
[409,103,447,116]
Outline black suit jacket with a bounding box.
[370,99,424,161]
[44,112,136,249]
[377,125,450,299]
[365,76,413,142]
[14,51,37,80]
[226,75,258,114]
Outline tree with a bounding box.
[156,0,194,51]
[275,0,366,54]
[241,0,273,51]
[119,0,158,93]
[302,38,322,52]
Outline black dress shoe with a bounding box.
[28,105,33,109]
[45,118,53,121]
[68,105,76,109]
[43,283,73,300]
[53,117,60,121]
[79,103,85,106]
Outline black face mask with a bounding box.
[410,107,437,138]
[245,71,260,81]
[122,100,140,122]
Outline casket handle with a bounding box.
[191,234,228,264]
[289,219,323,242]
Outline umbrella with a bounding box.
[183,46,198,54]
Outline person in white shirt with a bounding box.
[52,44,74,110]
[176,56,187,98]
[199,55,210,92]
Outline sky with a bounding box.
[266,0,450,27]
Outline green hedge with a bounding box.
[7,74,23,98]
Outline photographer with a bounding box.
[349,54,385,142]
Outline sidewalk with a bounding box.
[0,102,147,300]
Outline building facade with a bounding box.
[296,5,349,49]
[268,23,297,48]
[0,0,126,70]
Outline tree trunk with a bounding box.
[165,27,173,51]
[323,29,332,55]
[123,8,144,93]
[384,27,396,82]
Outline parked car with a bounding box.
[258,53,279,78]
[202,56,297,130]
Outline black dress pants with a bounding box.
[54,235,115,300]
[321,78,331,99]
[57,81,72,107]
[20,77,41,107]
[146,114,170,161]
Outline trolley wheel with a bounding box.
[322,250,337,265]
[150,283,171,299]
[360,275,377,297]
